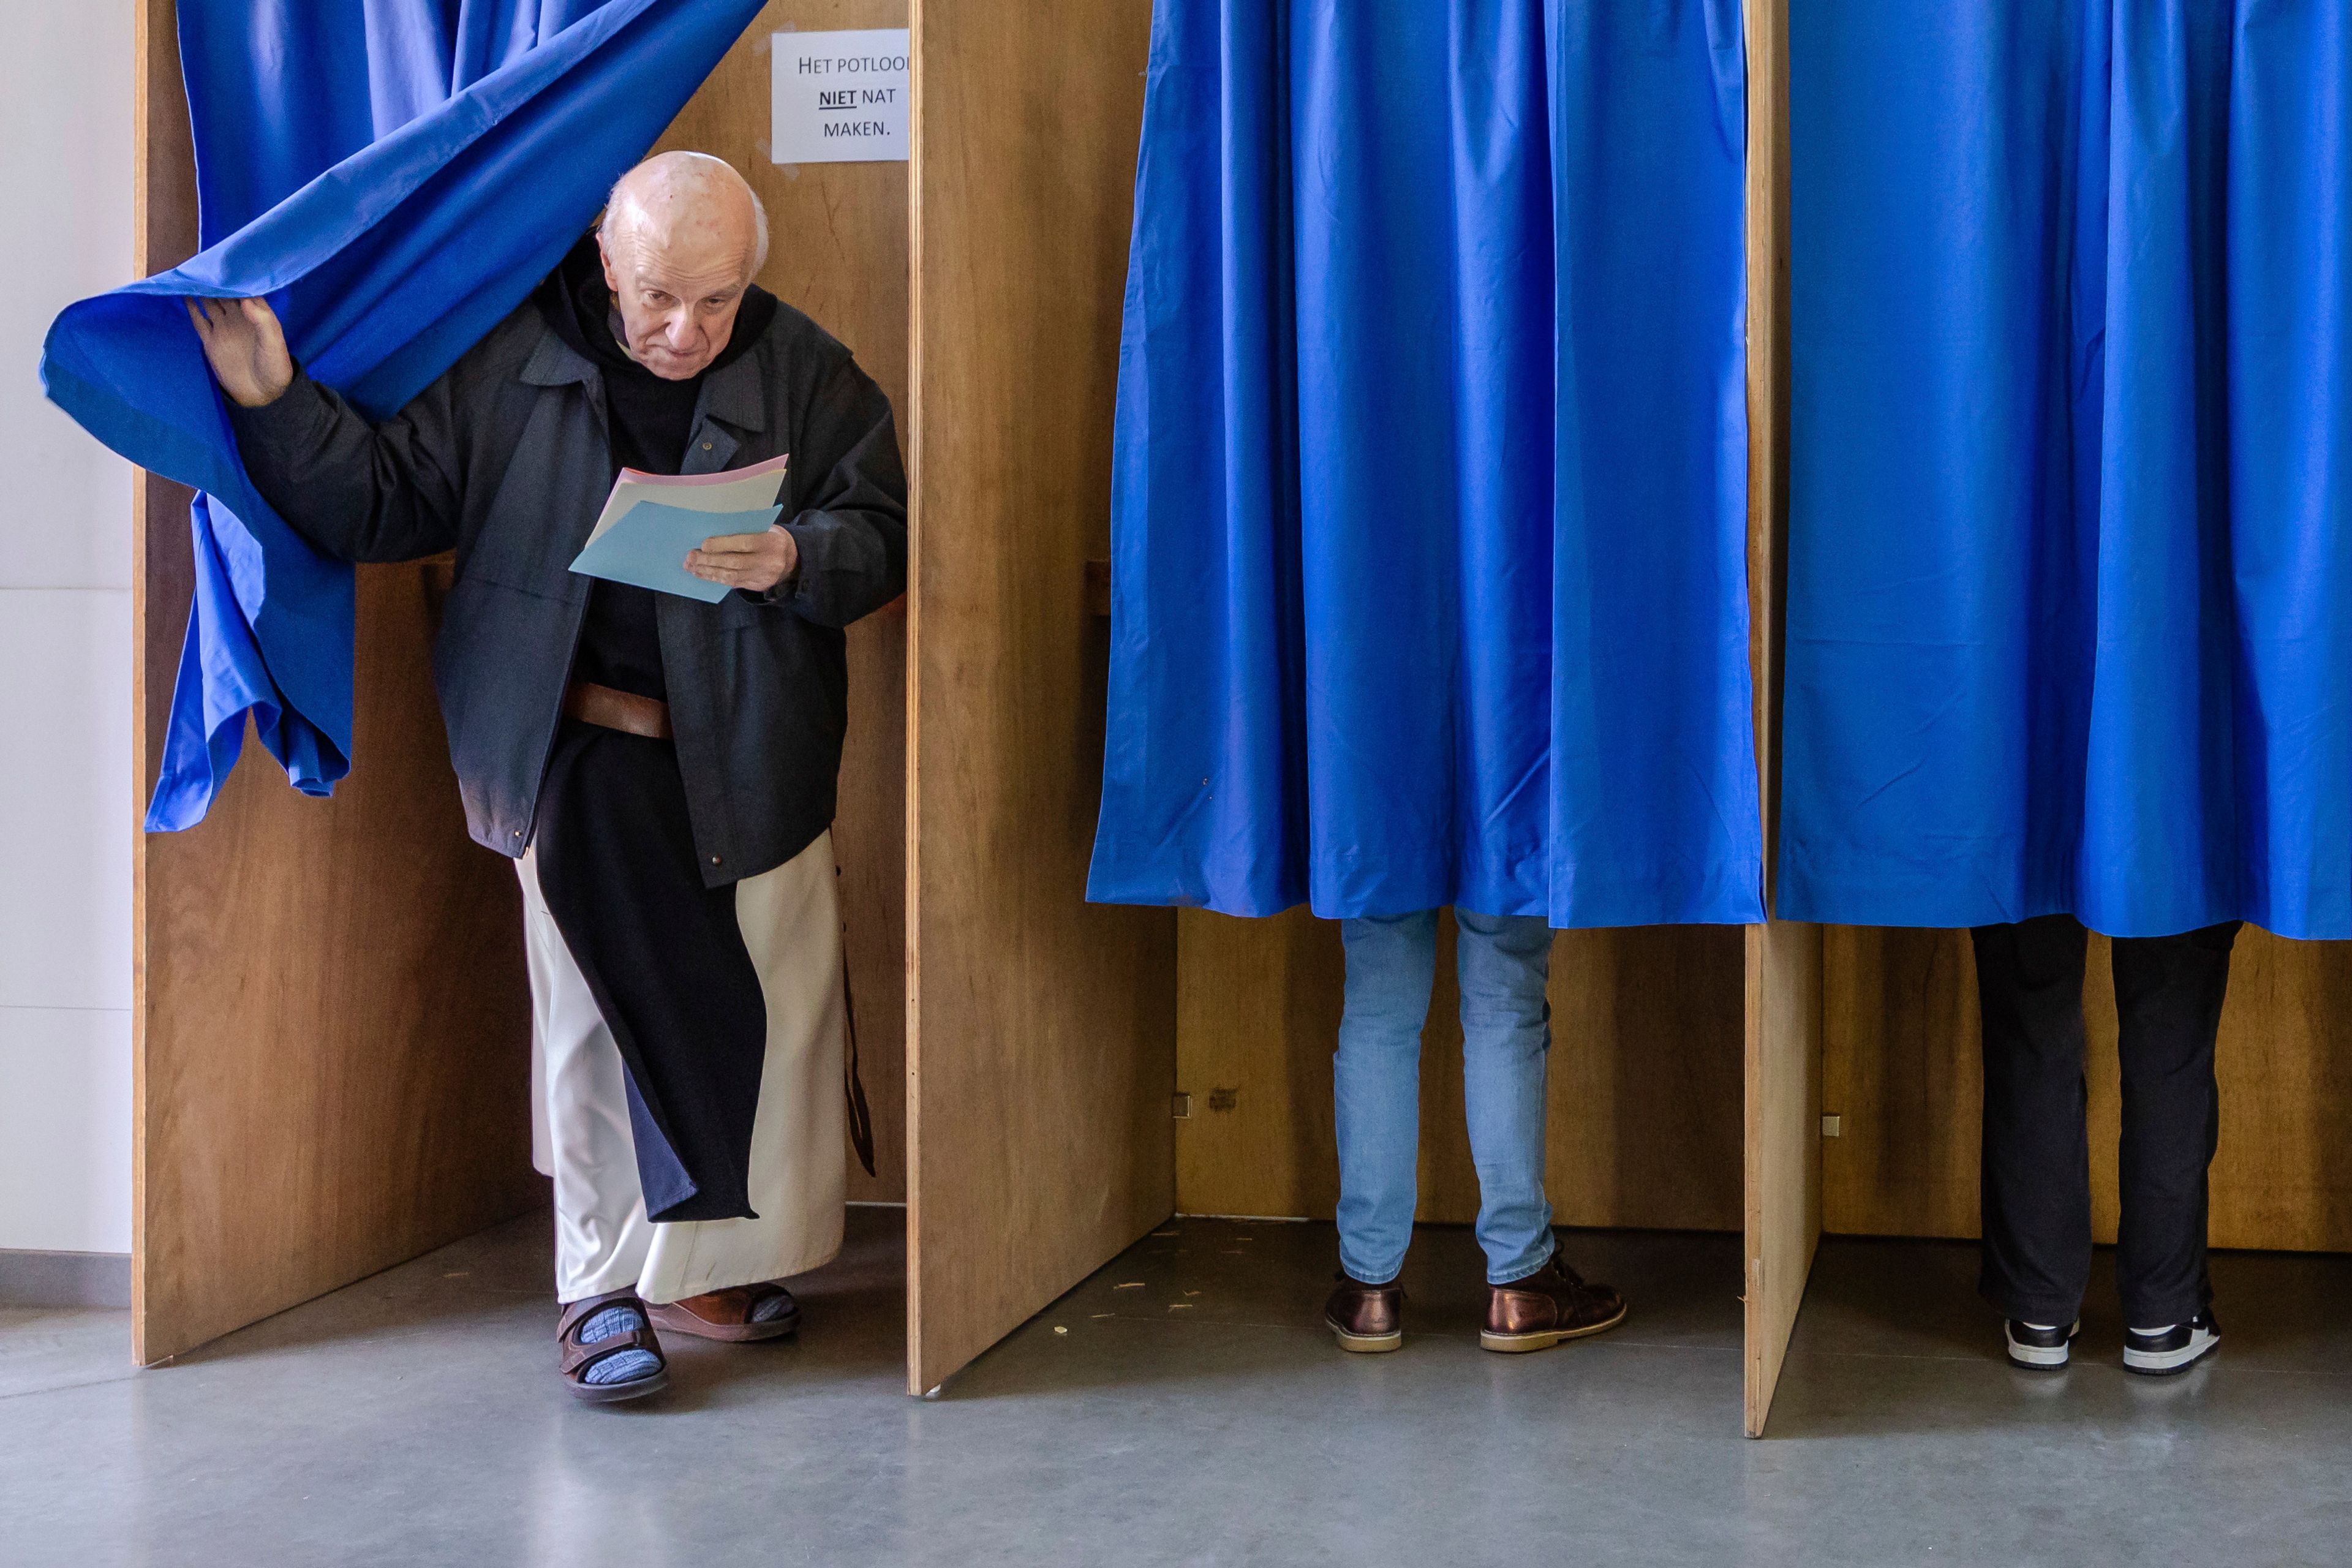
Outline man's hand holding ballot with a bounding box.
[570,454,797,603]
[685,522,797,594]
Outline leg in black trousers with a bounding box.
[2109,921,2239,1328]
[1972,915,2240,1329]
[1972,915,2094,1325]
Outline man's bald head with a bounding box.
[597,152,770,380]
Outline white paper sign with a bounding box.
[771,29,910,164]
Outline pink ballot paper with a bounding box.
[568,453,790,601]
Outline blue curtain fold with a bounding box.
[1782,0,2352,938]
[40,0,765,831]
[1088,0,1762,929]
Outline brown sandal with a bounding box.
[649,1282,801,1343]
[557,1289,669,1403]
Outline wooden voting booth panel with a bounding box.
[1175,917,1747,1234]
[1778,0,2352,1421]
[1167,0,1823,1439]
[905,0,1174,1396]
[132,1,916,1363]
[1738,0,1821,1440]
[1822,928,2352,1254]
[133,1,538,1364]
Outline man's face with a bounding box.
[599,222,752,381]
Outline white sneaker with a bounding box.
[2123,1311,2220,1376]
[2005,1319,2080,1370]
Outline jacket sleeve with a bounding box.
[769,357,910,627]
[224,362,467,564]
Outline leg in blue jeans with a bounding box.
[1335,909,1558,1287]
[1333,911,1439,1285]
[1455,910,1558,1284]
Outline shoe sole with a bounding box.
[565,1367,669,1404]
[2005,1322,2080,1371]
[2124,1334,2218,1376]
[648,1305,800,1344]
[1327,1319,1402,1354]
[1479,1302,1629,1354]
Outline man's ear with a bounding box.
[598,228,622,293]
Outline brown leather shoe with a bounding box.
[649,1281,801,1343]
[1481,1254,1626,1353]
[1324,1273,1404,1353]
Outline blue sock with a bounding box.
[576,1303,660,1386]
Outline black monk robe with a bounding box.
[226,235,908,1219]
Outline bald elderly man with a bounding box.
[188,152,907,1403]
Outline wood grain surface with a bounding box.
[1736,0,1822,1439]
[1174,912,1746,1234]
[130,2,925,1362]
[1821,926,2352,1255]
[905,0,1172,1395]
[134,0,542,1364]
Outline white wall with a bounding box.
[0,5,138,1254]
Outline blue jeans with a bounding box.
[1333,909,1557,1286]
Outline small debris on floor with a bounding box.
[1113,1281,1145,1290]
[1053,1326,1068,1335]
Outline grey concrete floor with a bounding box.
[4,1210,2350,1567]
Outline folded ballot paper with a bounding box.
[568,451,791,604]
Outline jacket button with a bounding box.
[701,441,714,451]
[710,855,722,866]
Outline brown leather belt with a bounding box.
[564,680,673,741]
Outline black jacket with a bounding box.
[227,294,907,886]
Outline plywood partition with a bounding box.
[130,1,916,1362]
[134,0,538,1364]
[1738,0,1822,1439]
[905,0,1173,1395]
[1175,914,1746,1232]
[1822,928,2352,1253]
[653,0,911,1202]
[1160,0,1820,1442]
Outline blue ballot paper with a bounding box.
[569,501,785,604]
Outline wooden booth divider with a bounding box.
[1820,930,2352,1254]
[1161,0,1819,1439]
[127,0,913,1363]
[132,0,540,1365]
[903,0,1174,1396]
[1736,0,1821,1440]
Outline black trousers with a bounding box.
[1971,914,2240,1327]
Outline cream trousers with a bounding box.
[518,831,846,1305]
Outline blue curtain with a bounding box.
[1781,1,2352,938]
[40,0,764,831]
[1087,0,1761,928]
